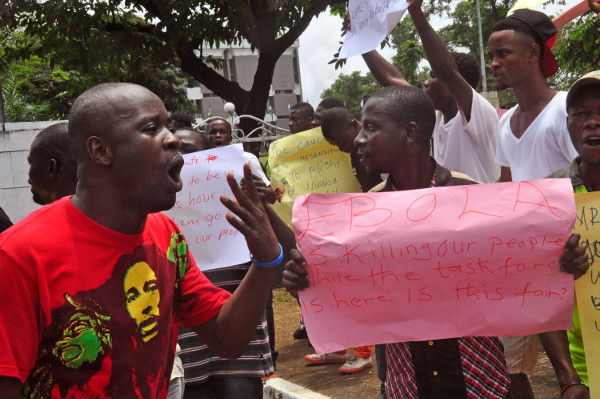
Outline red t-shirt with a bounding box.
[0,196,231,398]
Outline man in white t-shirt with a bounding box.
[360,0,500,183]
[495,92,577,181]
[489,9,577,183]
[488,9,583,399]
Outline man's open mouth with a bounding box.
[168,156,184,186]
[584,136,600,147]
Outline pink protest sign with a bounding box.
[292,179,576,354]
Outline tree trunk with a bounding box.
[238,47,278,155]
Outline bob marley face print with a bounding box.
[53,311,109,369]
[124,261,161,342]
[23,293,112,398]
[52,294,111,371]
[23,241,184,399]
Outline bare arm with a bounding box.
[537,235,589,398]
[0,376,22,399]
[265,206,296,263]
[497,166,512,182]
[408,0,474,119]
[263,203,297,288]
[539,331,589,399]
[193,164,281,358]
[343,10,409,88]
[362,50,411,87]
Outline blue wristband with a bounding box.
[250,243,283,268]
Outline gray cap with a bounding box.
[567,70,600,108]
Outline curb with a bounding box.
[263,377,332,399]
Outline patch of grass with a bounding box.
[273,288,295,303]
[259,155,271,178]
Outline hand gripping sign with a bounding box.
[340,0,410,58]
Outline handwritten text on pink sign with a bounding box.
[292,179,576,354]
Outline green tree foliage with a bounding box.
[0,30,63,121]
[325,0,599,110]
[437,0,511,61]
[1,69,52,122]
[417,0,594,108]
[554,12,600,86]
[0,0,342,126]
[389,18,427,85]
[0,28,195,121]
[321,71,380,118]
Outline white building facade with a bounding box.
[187,41,304,129]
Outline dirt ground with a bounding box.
[272,288,561,399]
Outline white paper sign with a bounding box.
[340,0,409,59]
[164,144,251,270]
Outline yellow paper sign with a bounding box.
[573,191,600,397]
[268,127,361,225]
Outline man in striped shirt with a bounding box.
[174,126,293,399]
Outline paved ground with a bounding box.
[272,288,561,399]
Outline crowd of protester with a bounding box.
[0,0,599,398]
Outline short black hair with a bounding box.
[317,98,346,110]
[205,117,232,133]
[491,18,544,56]
[369,86,436,144]
[176,126,211,150]
[452,52,480,89]
[31,122,77,180]
[170,112,193,127]
[320,107,354,141]
[291,102,314,116]
[68,82,139,161]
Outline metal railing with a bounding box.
[195,103,291,145]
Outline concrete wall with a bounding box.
[0,121,66,223]
[273,93,298,124]
[272,54,296,90]
[234,55,259,91]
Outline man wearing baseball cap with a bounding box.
[548,70,600,396]
[490,9,578,183]
[488,9,584,399]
